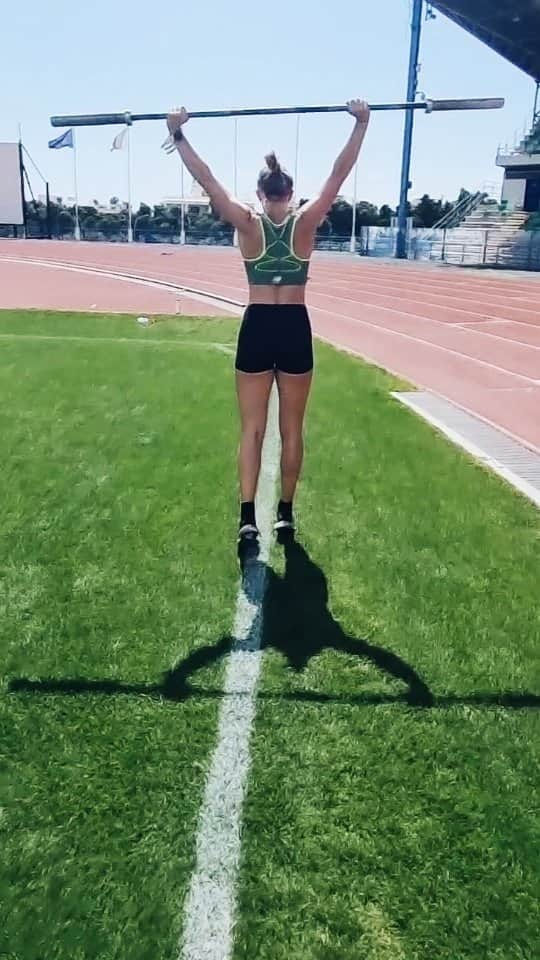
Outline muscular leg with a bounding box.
[236,371,274,503]
[276,370,313,502]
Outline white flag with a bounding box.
[111,127,128,151]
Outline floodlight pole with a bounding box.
[396,0,423,259]
[18,137,28,239]
[20,141,53,238]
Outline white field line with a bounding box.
[179,390,280,960]
[0,332,234,354]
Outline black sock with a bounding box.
[277,499,293,522]
[240,501,256,528]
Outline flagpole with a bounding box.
[294,115,300,194]
[180,160,186,244]
[18,123,28,239]
[127,124,133,242]
[73,129,81,240]
[349,161,358,254]
[233,118,238,196]
[232,118,239,247]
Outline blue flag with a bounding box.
[48,129,73,150]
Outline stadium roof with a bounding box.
[431,1,540,82]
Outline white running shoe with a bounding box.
[238,523,260,542]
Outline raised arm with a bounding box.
[297,99,370,228]
[165,108,252,231]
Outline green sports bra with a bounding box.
[243,214,310,286]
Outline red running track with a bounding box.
[1,239,539,452]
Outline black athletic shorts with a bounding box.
[235,304,313,375]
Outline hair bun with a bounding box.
[257,152,293,199]
[264,151,281,174]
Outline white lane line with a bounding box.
[453,323,540,353]
[310,285,539,325]
[310,305,540,385]
[0,332,235,354]
[481,386,537,393]
[0,255,244,315]
[179,390,279,960]
[314,330,540,454]
[457,319,507,326]
[307,286,540,352]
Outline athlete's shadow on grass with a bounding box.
[9,535,540,710]
[162,534,435,705]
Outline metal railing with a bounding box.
[415,229,540,270]
[426,191,487,237]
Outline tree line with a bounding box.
[5,190,472,242]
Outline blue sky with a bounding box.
[3,0,536,209]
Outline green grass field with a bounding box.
[1,309,539,960]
